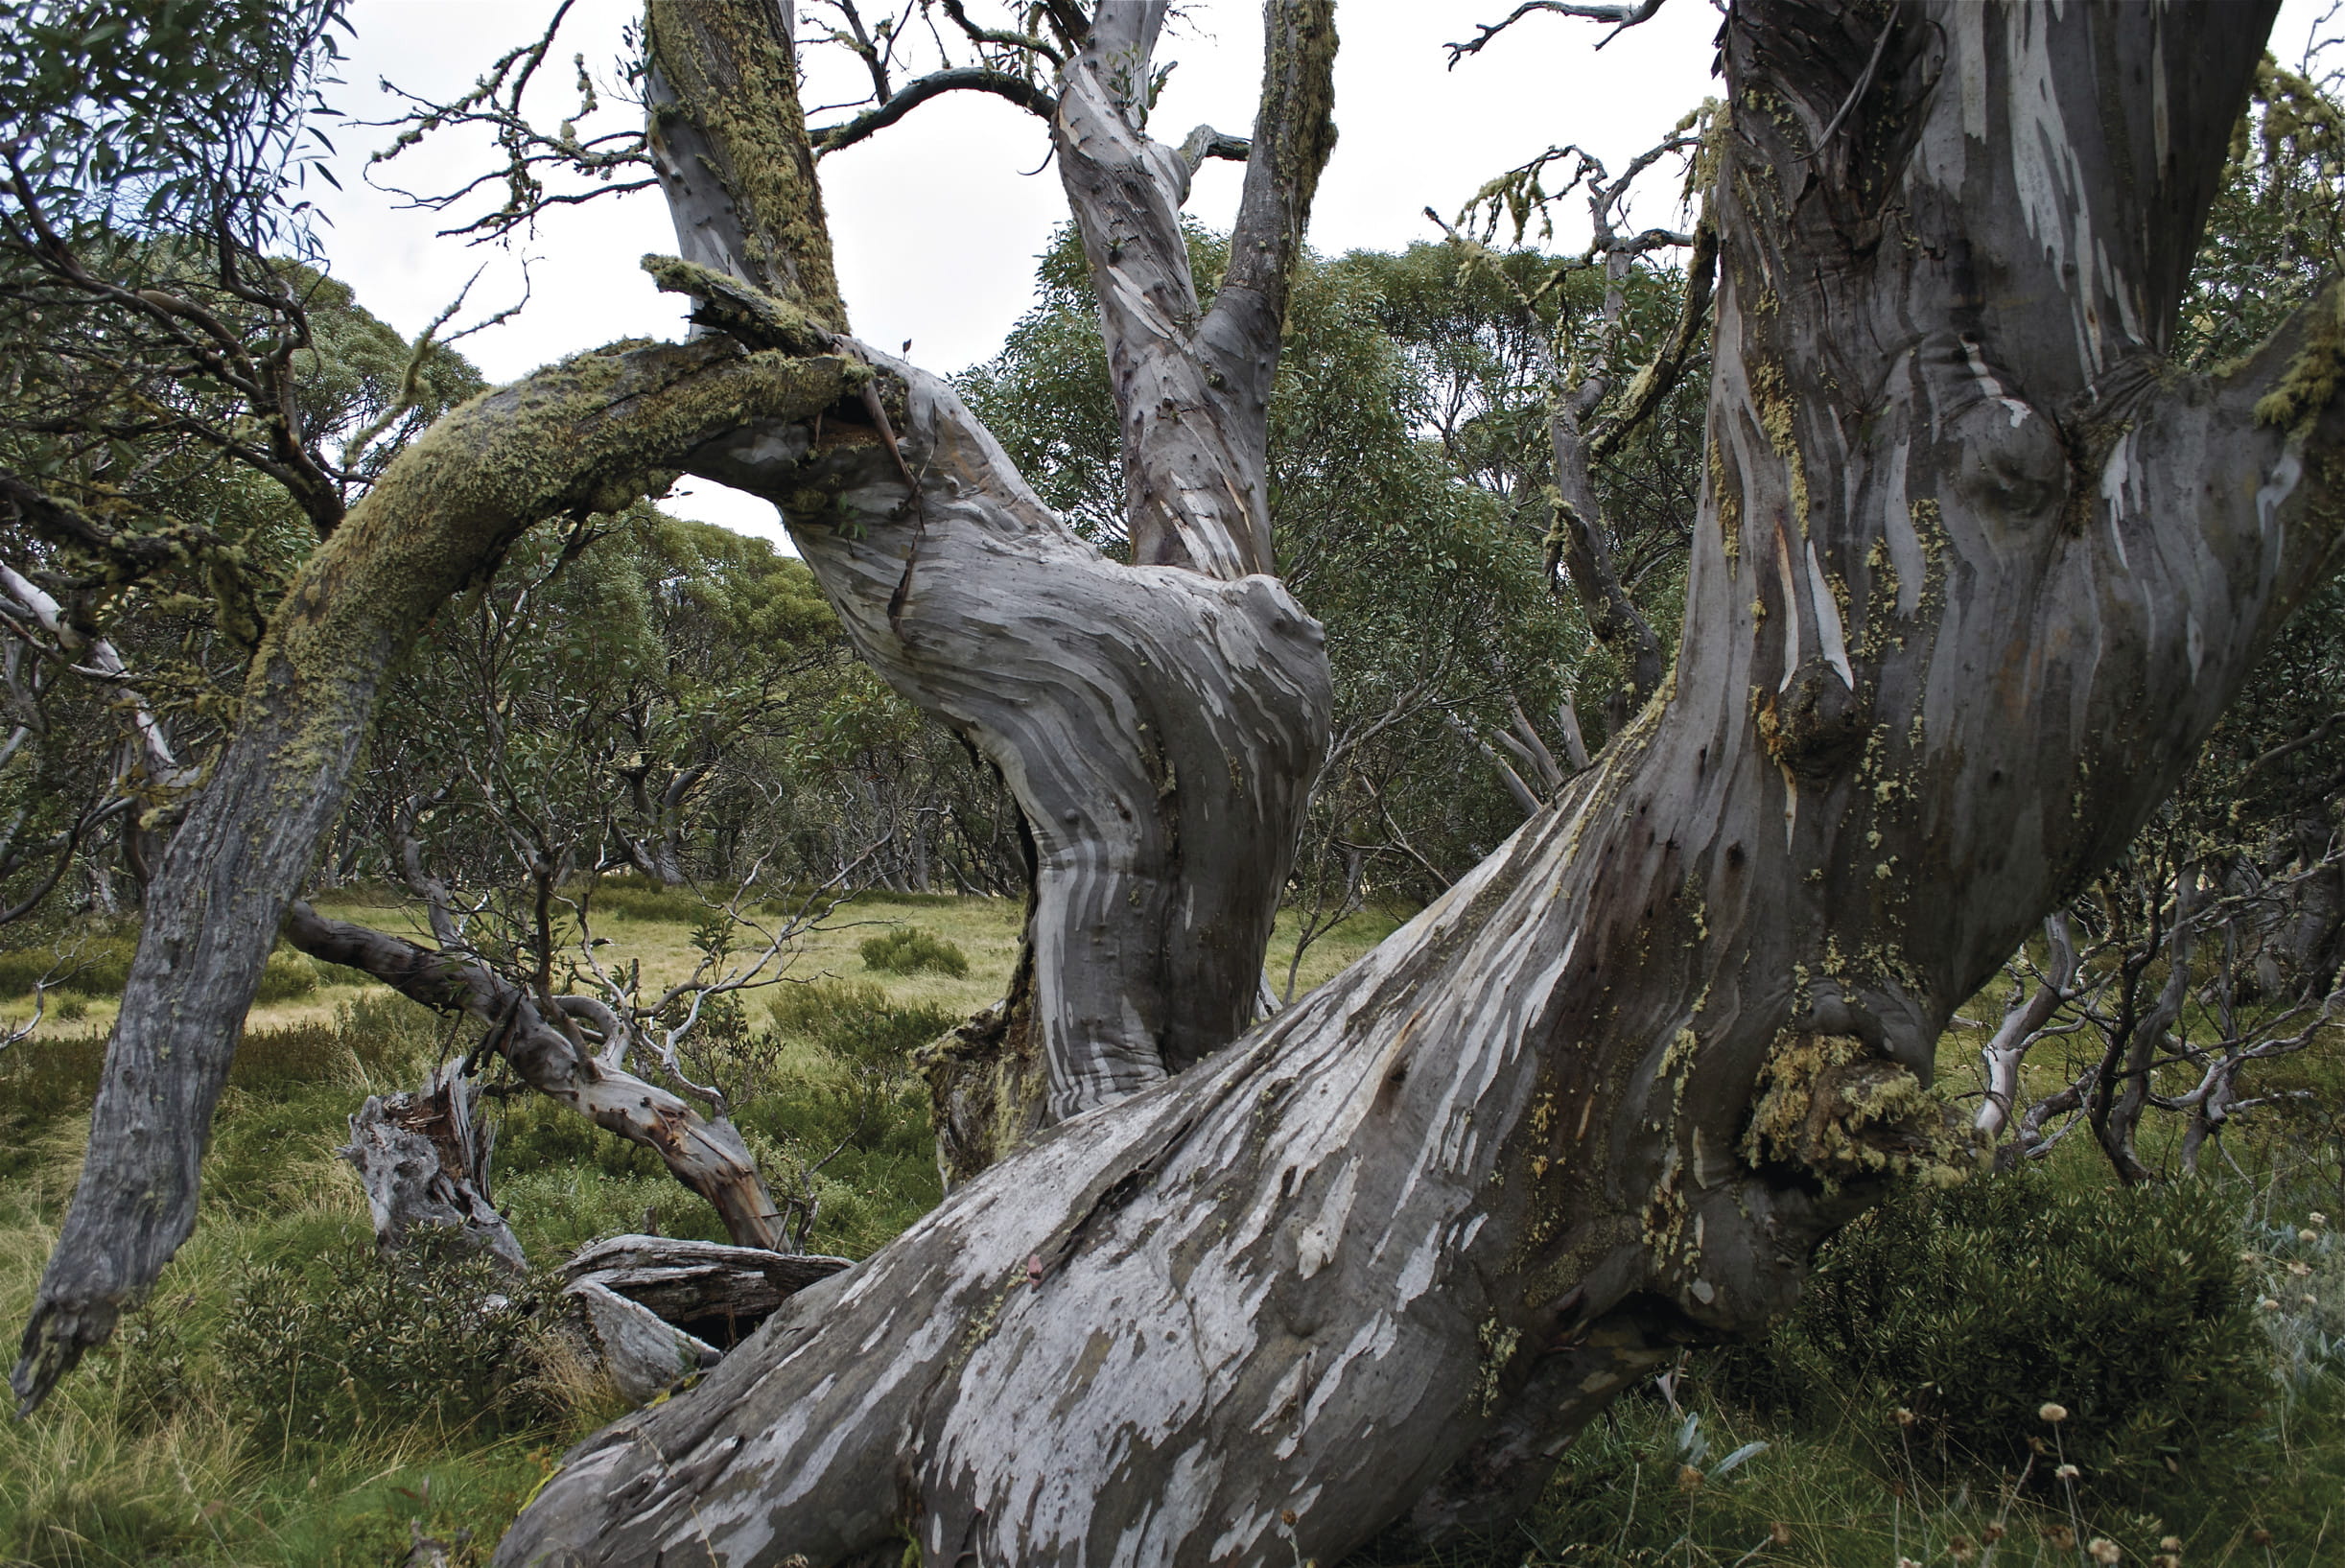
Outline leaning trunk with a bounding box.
[12,338,858,1410]
[498,4,2345,1562]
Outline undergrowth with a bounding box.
[3,898,2341,1564]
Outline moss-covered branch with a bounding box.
[12,338,859,1415]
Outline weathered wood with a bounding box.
[644,0,1341,1177]
[340,1060,526,1273]
[494,5,2345,1563]
[562,1233,852,1338]
[285,902,789,1252]
[565,1278,724,1405]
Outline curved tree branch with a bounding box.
[811,67,1059,156]
[11,337,862,1415]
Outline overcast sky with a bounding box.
[314,0,2337,542]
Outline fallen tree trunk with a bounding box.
[284,901,790,1252]
[492,3,2345,1562]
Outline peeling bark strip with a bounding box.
[498,4,2345,1562]
[639,0,1340,1172]
[11,340,859,1415]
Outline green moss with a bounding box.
[642,253,832,354]
[645,0,847,330]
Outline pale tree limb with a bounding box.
[1974,912,2078,1139]
[631,0,1341,1163]
[498,8,2345,1562]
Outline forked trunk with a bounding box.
[640,0,1339,1179]
[496,4,2345,1561]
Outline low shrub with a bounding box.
[768,978,958,1065]
[581,874,708,926]
[858,925,970,978]
[252,947,320,1003]
[213,1234,561,1445]
[1711,1165,2265,1491]
[0,934,134,998]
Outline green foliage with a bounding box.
[766,977,957,1067]
[209,1237,561,1449]
[0,933,135,998]
[0,0,347,241]
[1712,1167,2265,1490]
[251,947,319,1003]
[857,925,969,978]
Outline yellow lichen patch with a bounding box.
[1742,1031,1977,1192]
[2253,281,2345,438]
[1474,1319,1523,1416]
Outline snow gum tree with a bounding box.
[15,0,2345,1564]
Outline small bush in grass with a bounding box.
[858,926,969,978]
[583,874,707,925]
[768,978,958,1065]
[215,1232,560,1445]
[0,934,134,997]
[1710,1164,2264,1491]
[251,947,320,1003]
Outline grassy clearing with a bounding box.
[2,895,2340,1562]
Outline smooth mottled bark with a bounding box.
[640,0,1340,1177]
[496,4,2345,1562]
[11,339,856,1413]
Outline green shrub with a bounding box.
[768,978,957,1065]
[228,1021,355,1091]
[251,947,320,1003]
[0,1032,107,1121]
[858,925,970,978]
[0,934,134,997]
[214,1234,560,1445]
[335,990,455,1079]
[0,935,333,1003]
[581,874,707,925]
[1711,1166,2265,1491]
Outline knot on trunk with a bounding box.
[1754,661,1866,782]
[1741,1031,1977,1192]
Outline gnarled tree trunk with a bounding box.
[642,0,1340,1180]
[493,3,2345,1563]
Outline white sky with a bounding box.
[314,0,2335,543]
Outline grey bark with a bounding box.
[566,1279,725,1405]
[1974,912,2077,1140]
[639,0,1339,1177]
[562,1234,852,1338]
[495,4,2345,1562]
[283,901,789,1252]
